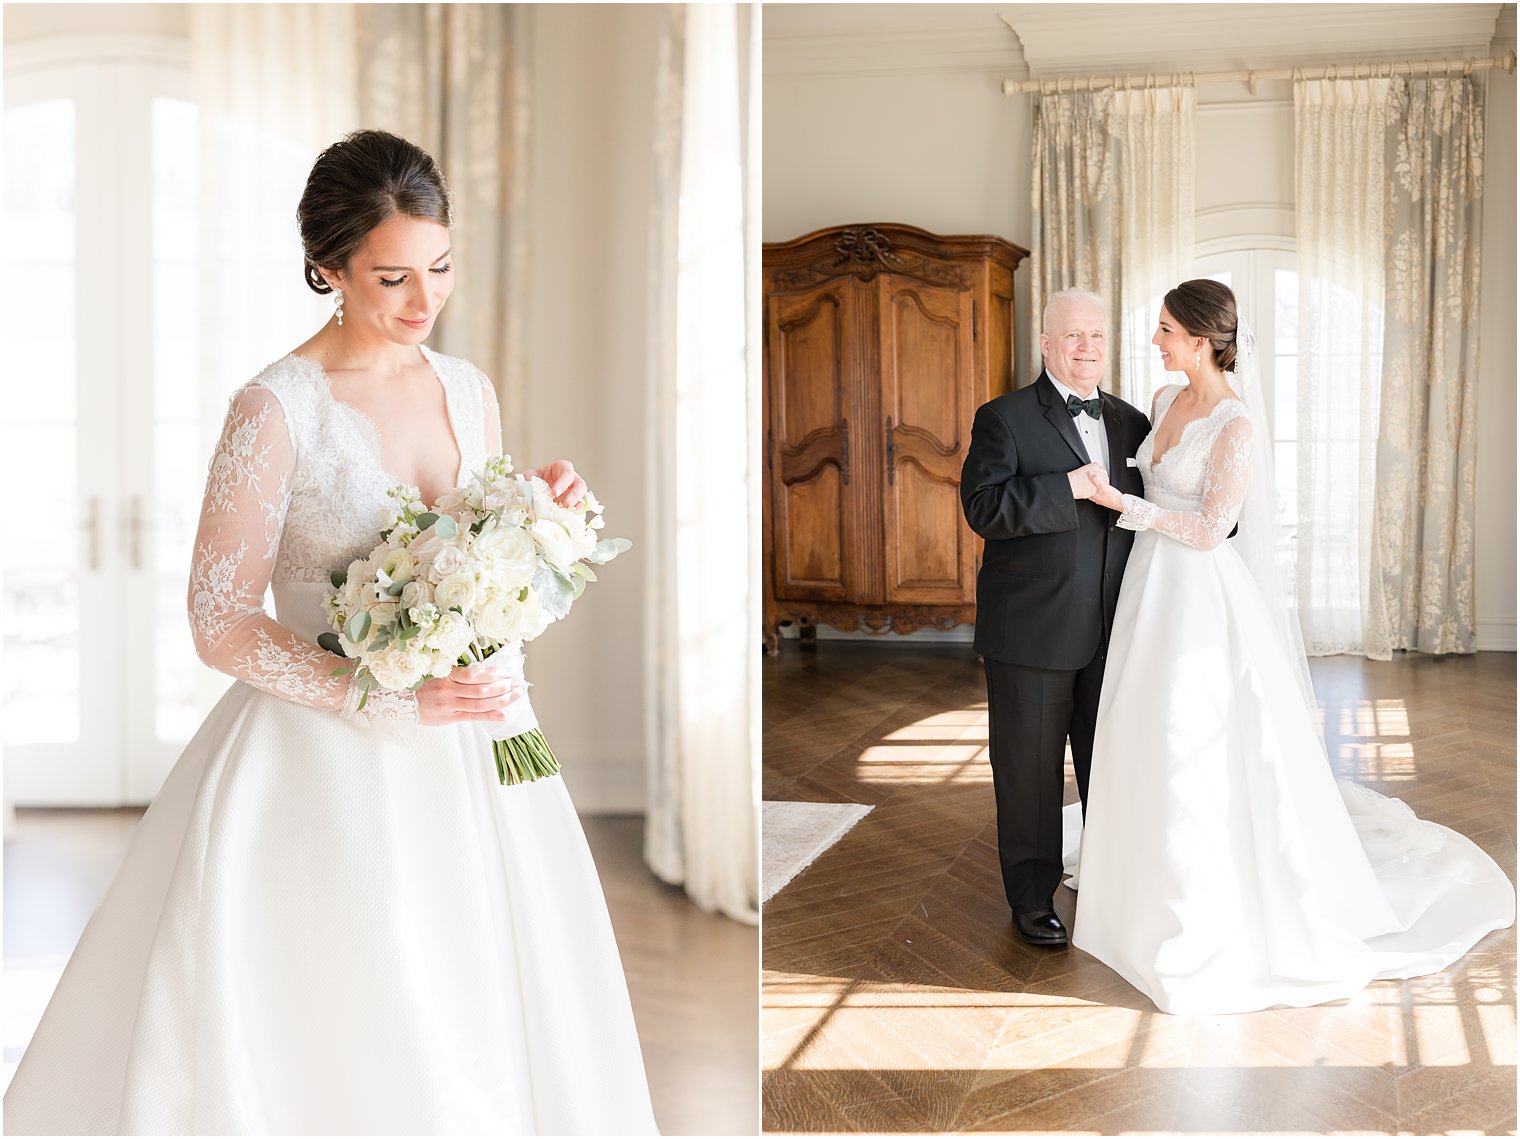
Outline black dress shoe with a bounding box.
[1013,909,1069,947]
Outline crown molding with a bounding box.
[764,25,1027,80]
[1002,4,1502,77]
[764,4,1504,83]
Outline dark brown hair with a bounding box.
[1163,279,1239,373]
[297,130,452,295]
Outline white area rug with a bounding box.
[761,800,873,904]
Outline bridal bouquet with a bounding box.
[318,455,630,784]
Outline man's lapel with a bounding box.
[1037,371,1092,466]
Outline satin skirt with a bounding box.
[3,683,658,1134]
[1064,528,1515,1016]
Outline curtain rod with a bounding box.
[1001,50,1516,97]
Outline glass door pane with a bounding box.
[2,99,81,748]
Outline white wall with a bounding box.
[764,3,1517,650]
[522,4,663,811]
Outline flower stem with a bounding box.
[492,727,561,785]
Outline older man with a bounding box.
[959,288,1150,947]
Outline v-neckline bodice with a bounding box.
[290,344,464,503]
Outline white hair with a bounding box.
[1042,287,1108,335]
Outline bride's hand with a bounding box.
[1088,470,1125,512]
[522,459,588,507]
[415,669,525,726]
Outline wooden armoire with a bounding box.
[763,223,1028,652]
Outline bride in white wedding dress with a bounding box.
[3,130,658,1134]
[1065,278,1514,1016]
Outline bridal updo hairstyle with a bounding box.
[297,129,453,295]
[1162,279,1239,373]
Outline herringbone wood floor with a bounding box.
[762,645,1516,1134]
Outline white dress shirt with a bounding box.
[1047,373,1110,473]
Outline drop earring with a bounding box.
[1194,346,1201,372]
[334,289,345,327]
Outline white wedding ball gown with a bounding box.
[1065,384,1514,1015]
[4,347,658,1133]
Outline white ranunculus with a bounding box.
[529,519,578,569]
[380,548,416,584]
[435,573,478,613]
[477,525,538,583]
[400,580,431,610]
[518,588,553,641]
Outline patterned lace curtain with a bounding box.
[1029,85,1195,407]
[1293,78,1391,655]
[1365,77,1485,658]
[356,4,531,437]
[644,3,760,923]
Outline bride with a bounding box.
[1068,278,1514,1016]
[4,130,658,1133]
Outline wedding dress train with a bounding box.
[1064,384,1514,1016]
[4,348,658,1134]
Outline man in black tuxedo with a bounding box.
[959,288,1150,947]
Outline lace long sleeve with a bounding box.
[1117,414,1253,551]
[187,386,418,733]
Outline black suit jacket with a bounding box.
[959,371,1150,669]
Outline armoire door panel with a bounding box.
[767,286,852,601]
[879,278,977,604]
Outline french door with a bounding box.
[4,50,224,805]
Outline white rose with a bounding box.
[368,646,429,690]
[429,542,468,580]
[401,580,431,610]
[435,573,478,612]
[406,527,446,566]
[477,525,538,582]
[529,519,578,569]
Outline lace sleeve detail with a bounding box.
[188,385,418,737]
[1117,413,1253,550]
[478,370,503,456]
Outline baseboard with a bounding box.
[1477,619,1517,652]
[780,624,976,645]
[560,757,647,814]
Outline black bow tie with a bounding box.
[1066,394,1102,420]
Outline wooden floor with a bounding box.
[762,644,1516,1134]
[3,811,757,1136]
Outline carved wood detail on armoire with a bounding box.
[762,223,1029,654]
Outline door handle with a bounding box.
[84,496,101,570]
[127,495,145,570]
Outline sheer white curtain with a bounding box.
[644,3,760,923]
[1029,86,1194,406]
[189,5,359,437]
[1293,78,1390,655]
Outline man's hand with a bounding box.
[1087,467,1125,512]
[1067,463,1108,500]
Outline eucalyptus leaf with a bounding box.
[317,632,347,657]
[434,515,458,539]
[329,568,348,589]
[571,575,587,601]
[330,667,354,678]
[386,581,405,597]
[416,512,440,531]
[345,611,371,642]
[572,564,597,583]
